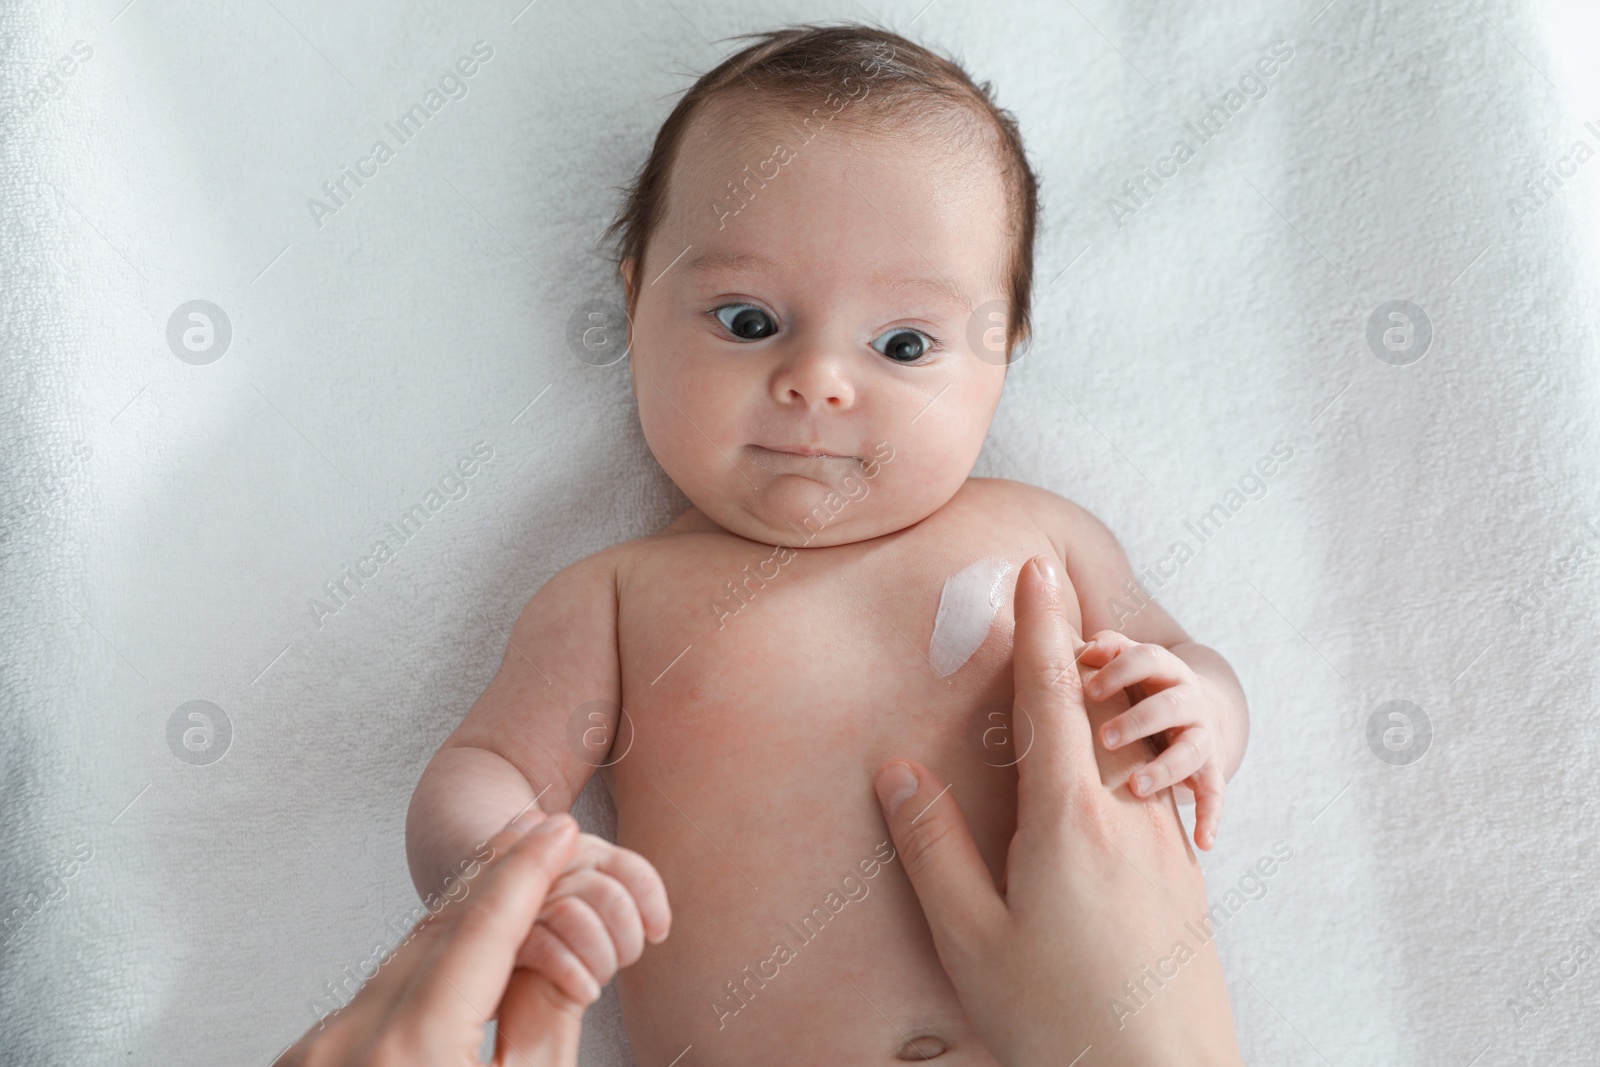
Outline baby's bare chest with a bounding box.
[607,495,1075,796]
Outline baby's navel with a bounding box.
[895,1034,951,1060]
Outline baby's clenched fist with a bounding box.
[1078,630,1231,850]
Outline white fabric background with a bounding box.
[3,0,1597,1064]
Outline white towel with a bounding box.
[2,0,1596,1063]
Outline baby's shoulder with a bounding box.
[957,476,1081,524]
[592,512,741,586]
[516,542,625,619]
[954,478,1109,558]
[516,526,726,639]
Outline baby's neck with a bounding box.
[659,505,925,552]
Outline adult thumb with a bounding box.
[874,760,1003,967]
[495,969,582,1066]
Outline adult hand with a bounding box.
[278,813,594,1067]
[874,555,1244,1067]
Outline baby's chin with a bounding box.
[703,473,919,548]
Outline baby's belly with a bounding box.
[603,523,1082,1064]
[604,677,1021,1065]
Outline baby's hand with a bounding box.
[511,816,671,1008]
[1078,630,1228,851]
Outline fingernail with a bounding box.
[1034,555,1061,589]
[876,762,919,817]
[1135,774,1152,794]
[533,813,575,836]
[1103,728,1120,747]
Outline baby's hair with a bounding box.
[602,22,1040,357]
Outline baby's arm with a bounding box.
[1031,487,1250,847]
[407,548,670,1004]
[405,547,622,913]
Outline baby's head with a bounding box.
[606,24,1038,547]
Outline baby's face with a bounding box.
[624,103,1013,547]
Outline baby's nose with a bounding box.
[771,346,856,410]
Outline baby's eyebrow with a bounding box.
[684,248,975,313]
[682,249,779,277]
[880,272,974,313]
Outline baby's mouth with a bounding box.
[749,444,857,462]
[746,445,866,480]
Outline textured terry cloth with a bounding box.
[1,1,1598,1065]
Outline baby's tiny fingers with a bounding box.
[516,923,601,1007]
[547,869,647,968]
[1192,762,1226,851]
[1194,793,1223,852]
[592,845,671,946]
[539,894,621,987]
[1128,728,1210,797]
[1100,688,1189,749]
[1077,629,1136,667]
[1084,644,1189,701]
[566,836,670,944]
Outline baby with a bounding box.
[407,24,1249,1065]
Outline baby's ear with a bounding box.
[619,256,637,307]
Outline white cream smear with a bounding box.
[928,557,1012,679]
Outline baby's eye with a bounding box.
[712,304,778,340]
[871,327,936,364]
